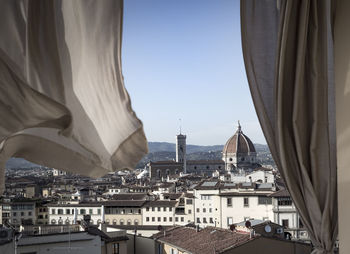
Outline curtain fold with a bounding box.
[0,0,148,193]
[241,0,337,253]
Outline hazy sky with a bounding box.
[122,0,266,145]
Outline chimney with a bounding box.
[101,205,105,223]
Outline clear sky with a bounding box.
[122,0,265,146]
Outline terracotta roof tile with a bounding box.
[154,226,258,254]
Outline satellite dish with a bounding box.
[245,220,251,228]
[229,224,236,231]
[264,225,272,233]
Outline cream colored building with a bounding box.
[48,203,102,225]
[104,200,145,226]
[193,180,275,229]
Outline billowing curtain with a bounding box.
[241,0,337,253]
[0,0,148,193]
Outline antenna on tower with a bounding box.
[179,118,182,134]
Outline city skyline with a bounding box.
[122,0,266,145]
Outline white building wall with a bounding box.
[246,171,274,183]
[142,206,175,226]
[220,196,274,228]
[48,206,102,225]
[194,189,221,228]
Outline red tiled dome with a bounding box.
[223,123,256,155]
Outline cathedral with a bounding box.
[148,122,260,180]
[222,121,260,172]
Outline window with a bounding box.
[209,208,212,213]
[210,218,214,224]
[72,209,74,214]
[66,209,71,214]
[51,209,55,215]
[152,217,155,222]
[196,208,200,213]
[138,209,141,214]
[197,218,200,223]
[186,199,192,205]
[227,217,233,226]
[278,198,293,206]
[170,248,178,254]
[97,209,101,215]
[80,209,86,215]
[181,217,184,222]
[188,209,192,214]
[21,212,25,216]
[152,207,155,212]
[258,197,272,205]
[127,219,131,225]
[158,217,161,222]
[169,217,172,222]
[203,218,207,223]
[163,207,167,212]
[112,243,120,254]
[28,211,32,216]
[146,217,150,222]
[158,244,163,254]
[203,208,206,213]
[169,207,172,212]
[201,195,212,200]
[163,217,167,222]
[282,219,289,228]
[146,207,149,211]
[299,218,304,228]
[13,212,17,217]
[175,217,178,222]
[120,219,124,225]
[244,197,249,207]
[227,198,232,207]
[134,219,139,225]
[89,209,93,215]
[158,207,161,212]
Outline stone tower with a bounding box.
[176,134,187,173]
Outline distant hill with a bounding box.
[6,158,40,169]
[137,142,272,169]
[6,142,272,170]
[148,142,224,153]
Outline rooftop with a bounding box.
[153,226,257,254]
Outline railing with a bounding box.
[21,225,81,235]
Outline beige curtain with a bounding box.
[0,0,148,193]
[241,0,337,253]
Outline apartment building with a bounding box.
[104,200,145,226]
[48,203,102,225]
[193,180,276,229]
[193,181,222,228]
[269,189,308,239]
[142,200,177,226]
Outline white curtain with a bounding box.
[0,0,148,192]
[241,0,337,253]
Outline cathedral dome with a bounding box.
[223,122,256,155]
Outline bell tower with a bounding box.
[176,132,187,174]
